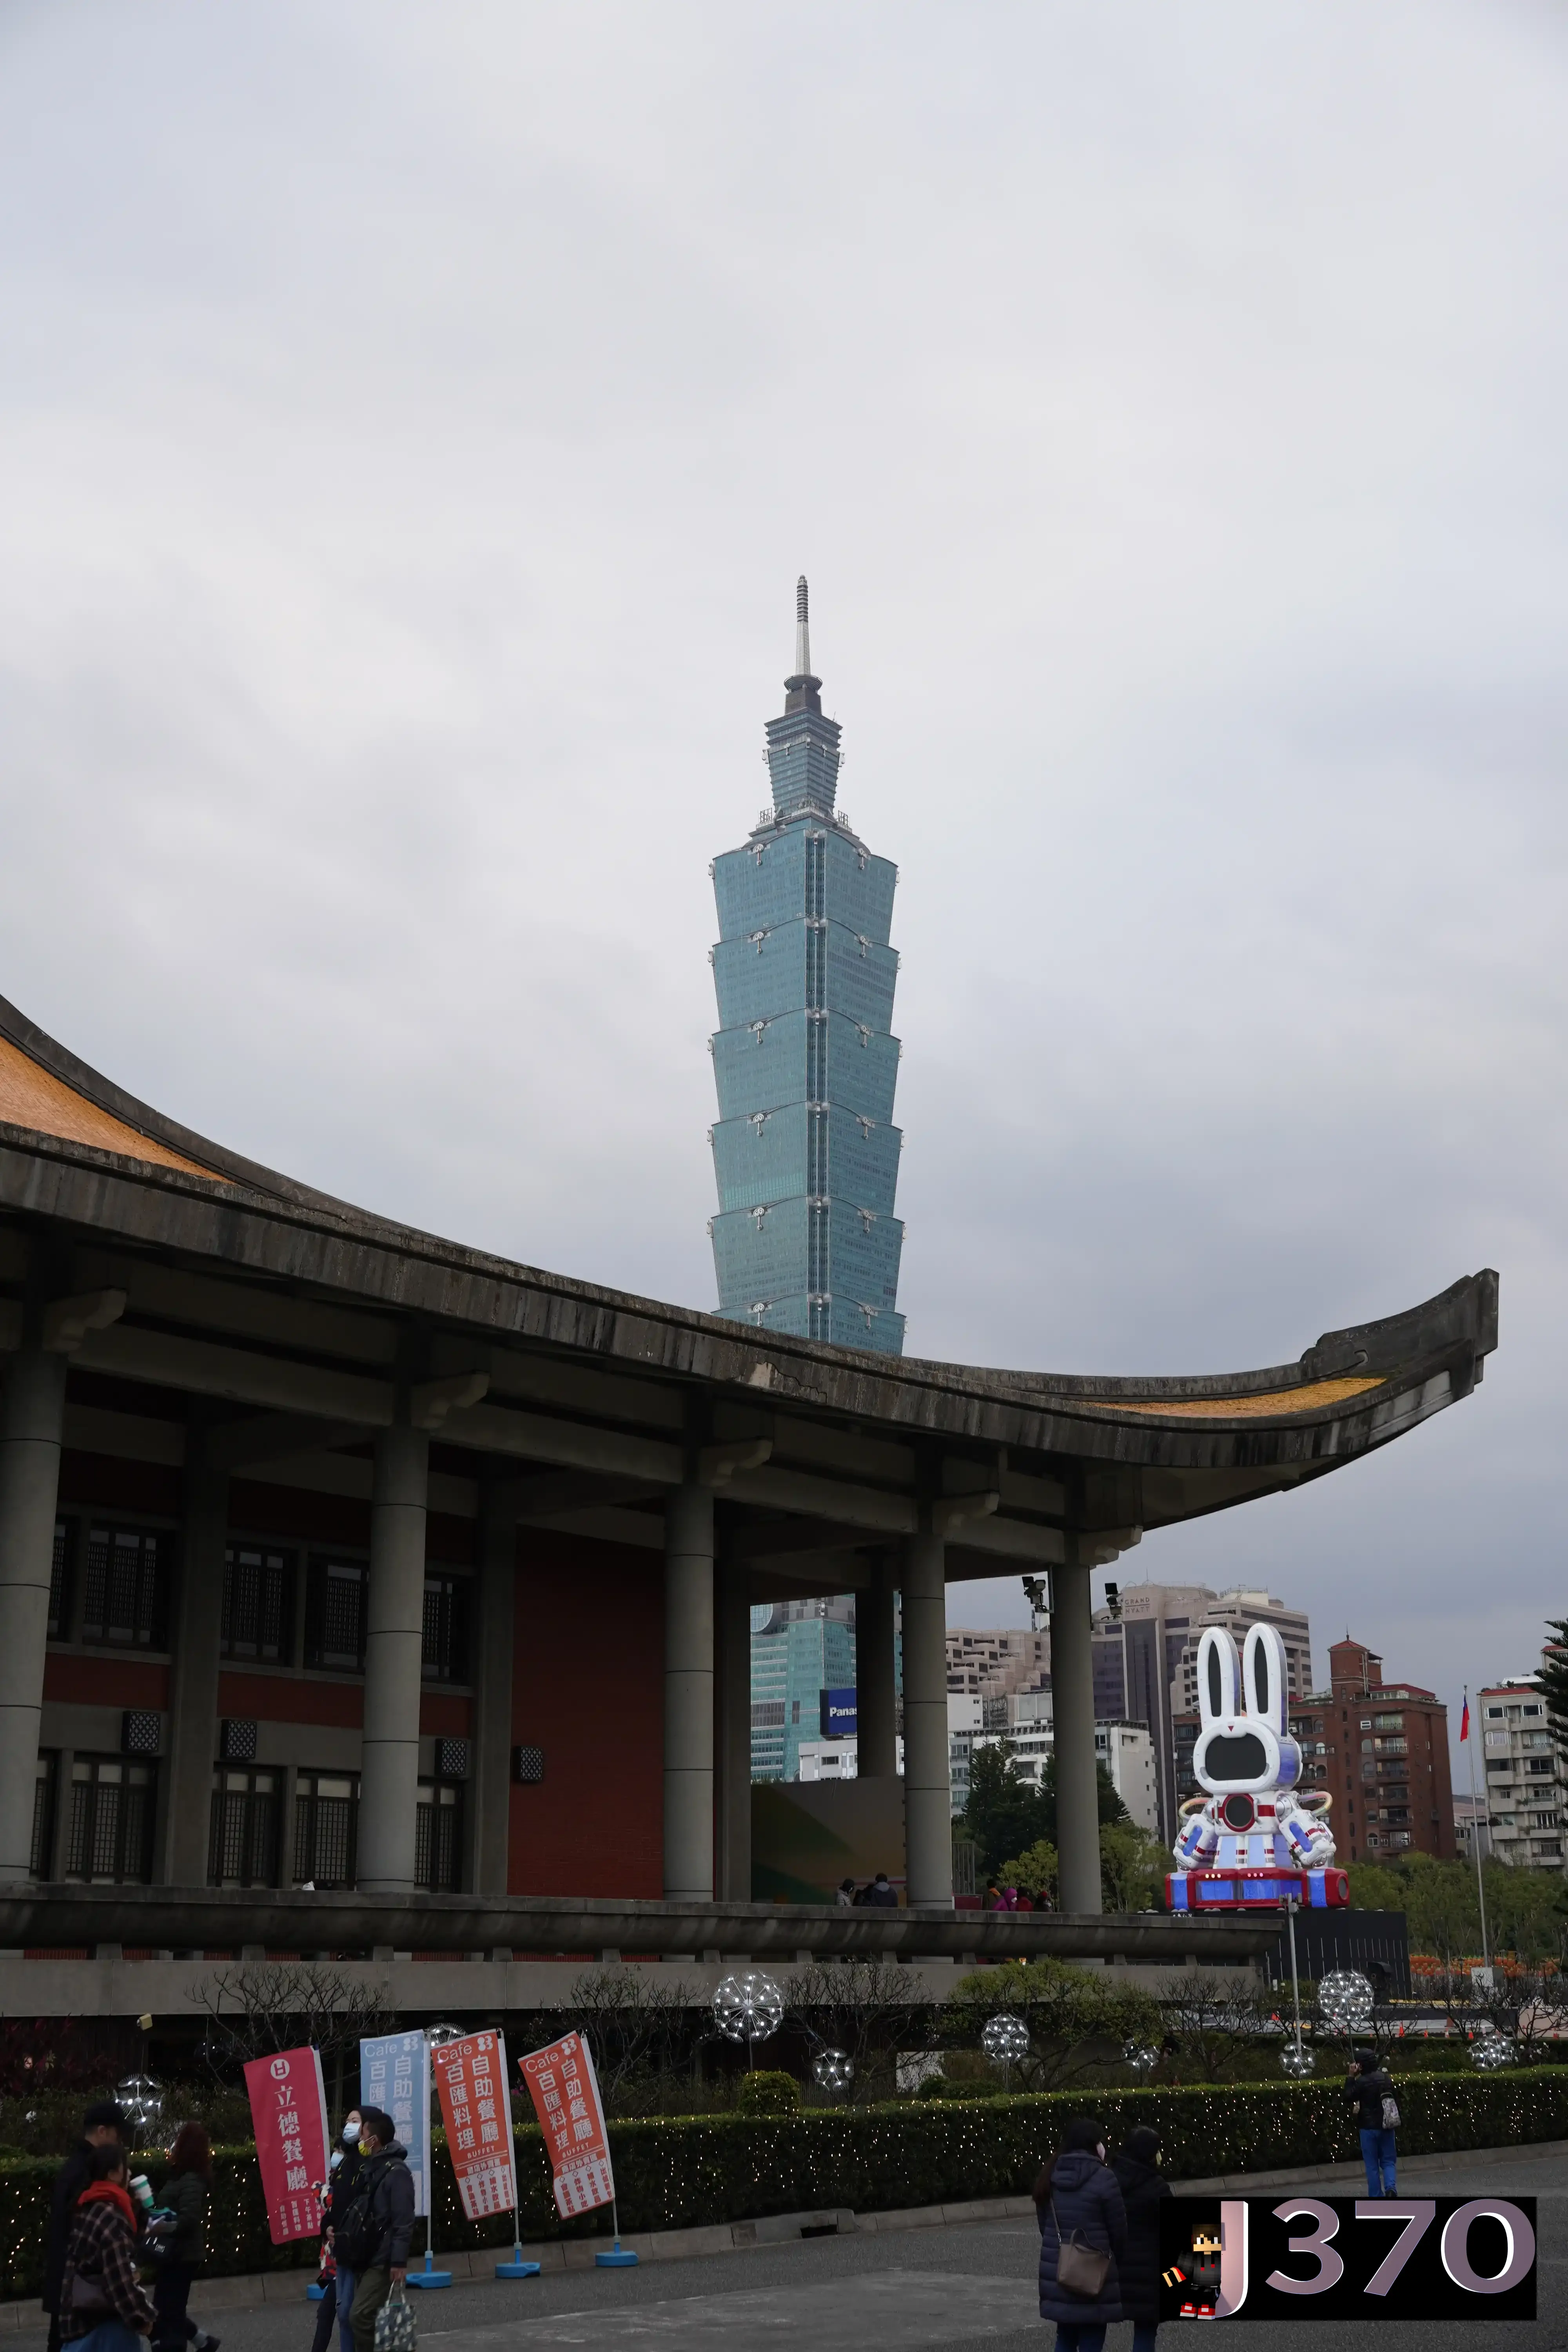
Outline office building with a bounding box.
[1289,1637,1454,1864]
[707,581,906,1350]
[1476,1673,1565,1869]
[1096,1582,1315,1842]
[750,1595,857,1782]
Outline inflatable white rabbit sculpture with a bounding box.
[1166,1622,1348,1914]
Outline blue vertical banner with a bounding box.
[360,2031,430,2218]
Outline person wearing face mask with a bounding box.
[319,2111,363,2352]
[1033,2117,1127,2351]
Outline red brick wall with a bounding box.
[507,1529,664,1899]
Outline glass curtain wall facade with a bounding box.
[708,580,906,1351]
[750,1597,858,1781]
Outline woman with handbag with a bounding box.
[1346,2048,1399,2198]
[59,2145,154,2352]
[1033,2117,1127,2352]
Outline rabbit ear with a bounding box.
[1196,1626,1240,1729]
[1243,1623,1289,1733]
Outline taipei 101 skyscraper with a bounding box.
[706,580,906,1352]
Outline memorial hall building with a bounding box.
[0,984,1495,1993]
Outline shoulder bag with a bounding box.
[1050,2196,1111,2299]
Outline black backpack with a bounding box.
[332,2160,386,2271]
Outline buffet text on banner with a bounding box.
[431,2030,518,2221]
[360,2031,430,2217]
[518,2032,614,2220]
[243,2047,330,2246]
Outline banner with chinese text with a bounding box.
[431,2029,518,2221]
[359,2030,430,2217]
[518,2031,614,2220]
[244,2047,330,2246]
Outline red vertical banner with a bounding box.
[243,2047,330,2246]
[518,2032,615,2220]
[431,2029,518,2221]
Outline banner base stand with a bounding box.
[596,2241,639,2268]
[406,2255,453,2290]
[496,2259,542,2278]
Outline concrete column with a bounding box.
[900,1527,952,1907]
[663,1482,714,1901]
[856,1557,898,1777]
[357,1422,429,1892]
[470,1485,518,1896]
[1053,1548,1102,1914]
[715,1561,751,1901]
[162,1439,228,1886]
[0,1346,68,1883]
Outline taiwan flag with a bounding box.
[1461,1697,1471,1740]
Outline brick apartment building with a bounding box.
[1289,1636,1454,1864]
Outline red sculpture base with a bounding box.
[1165,1866,1350,1913]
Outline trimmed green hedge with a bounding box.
[4,2070,1565,2299]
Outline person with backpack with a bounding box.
[148,2122,218,2352]
[1346,2048,1399,2198]
[333,2108,412,2352]
[1110,2123,1172,2352]
[1033,2116,1127,2350]
[58,2142,154,2352]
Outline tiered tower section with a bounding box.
[708,580,905,1352]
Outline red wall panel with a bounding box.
[217,1673,363,1728]
[44,1654,169,1708]
[58,1453,181,1518]
[507,1530,663,1899]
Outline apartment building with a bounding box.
[946,1626,1050,1701]
[1477,1675,1565,1869]
[1289,1636,1454,1864]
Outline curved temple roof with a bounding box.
[0,989,1497,1571]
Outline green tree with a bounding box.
[960,1741,1051,1880]
[993,1838,1058,1902]
[959,1744,1130,1883]
[945,1956,1160,2091]
[1099,1820,1169,1912]
[1536,1621,1568,1763]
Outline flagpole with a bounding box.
[1464,1686,1492,1977]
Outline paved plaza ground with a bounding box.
[11,2144,1564,2351]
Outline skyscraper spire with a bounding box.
[795,574,812,682]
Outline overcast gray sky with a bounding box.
[2,2,1564,1766]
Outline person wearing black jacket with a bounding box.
[1347,2049,1398,2197]
[321,2109,365,2352]
[344,2109,413,2352]
[1033,2116,1127,2349]
[1111,2125,1172,2352]
[44,2102,127,2352]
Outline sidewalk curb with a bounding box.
[3,2137,1561,2332]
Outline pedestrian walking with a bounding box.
[835,1878,857,1907]
[333,2108,412,2352]
[1110,2124,1171,2352]
[148,2124,218,2352]
[44,2103,126,2352]
[862,1871,898,1907]
[58,2143,154,2352]
[1033,2116,1127,2352]
[323,2109,364,2352]
[1346,2048,1399,2198]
